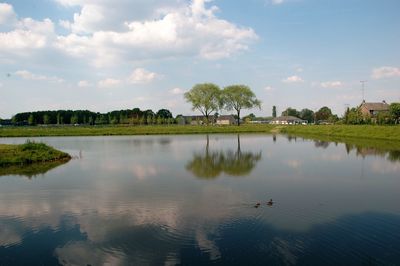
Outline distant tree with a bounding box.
[389,103,400,124]
[221,85,261,125]
[184,83,221,125]
[272,106,277,118]
[28,114,35,126]
[315,106,333,122]
[346,108,363,124]
[156,109,173,119]
[146,115,153,125]
[70,115,79,125]
[282,107,300,117]
[299,108,314,123]
[43,114,51,125]
[377,111,391,125]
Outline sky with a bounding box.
[0,0,399,118]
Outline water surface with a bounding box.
[0,134,399,265]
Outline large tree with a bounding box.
[299,108,314,123]
[222,85,261,125]
[281,107,300,117]
[184,83,222,125]
[315,106,333,122]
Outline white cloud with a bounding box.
[54,0,258,66]
[372,66,400,79]
[127,68,158,84]
[59,4,104,34]
[169,87,185,94]
[320,81,342,88]
[264,86,275,91]
[97,78,121,88]
[0,14,54,53]
[78,80,91,87]
[0,2,16,25]
[282,75,304,83]
[15,70,64,83]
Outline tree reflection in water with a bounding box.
[186,135,262,179]
[0,160,70,179]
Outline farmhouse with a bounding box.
[216,115,237,125]
[271,116,307,125]
[360,100,389,117]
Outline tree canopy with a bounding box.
[184,83,222,124]
[222,85,261,125]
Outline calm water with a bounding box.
[0,134,400,265]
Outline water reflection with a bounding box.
[0,135,399,265]
[0,160,70,178]
[186,135,262,179]
[345,143,400,162]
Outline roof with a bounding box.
[272,116,305,121]
[217,115,235,120]
[361,101,389,111]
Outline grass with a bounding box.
[0,141,71,166]
[0,124,277,137]
[280,125,400,142]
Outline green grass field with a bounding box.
[0,141,71,166]
[0,124,277,137]
[280,125,400,142]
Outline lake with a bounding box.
[0,134,400,265]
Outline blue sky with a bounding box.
[0,0,399,118]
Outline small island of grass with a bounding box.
[0,141,71,167]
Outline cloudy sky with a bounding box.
[0,0,399,118]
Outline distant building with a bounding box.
[178,115,216,125]
[360,100,389,117]
[216,115,237,125]
[271,116,307,125]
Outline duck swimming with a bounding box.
[267,199,273,206]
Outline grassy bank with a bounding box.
[0,141,71,166]
[0,124,277,137]
[280,125,400,142]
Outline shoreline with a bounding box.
[0,124,399,142]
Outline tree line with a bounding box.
[9,108,174,126]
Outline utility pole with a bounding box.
[360,80,367,102]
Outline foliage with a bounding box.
[156,109,173,119]
[390,103,400,123]
[272,106,277,118]
[299,108,314,123]
[315,106,333,122]
[281,107,300,117]
[184,83,222,124]
[10,107,175,126]
[0,141,71,166]
[221,85,261,125]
